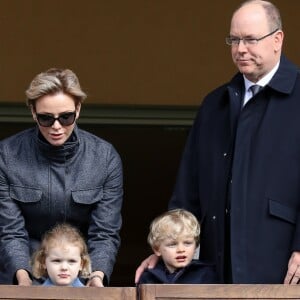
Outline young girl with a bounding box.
[31,223,91,287]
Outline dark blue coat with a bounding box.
[138,259,217,284]
[169,55,300,283]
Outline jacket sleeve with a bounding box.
[168,107,203,221]
[0,145,31,283]
[87,144,123,283]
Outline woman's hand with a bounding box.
[87,271,105,287]
[16,269,32,286]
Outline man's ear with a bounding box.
[274,30,284,53]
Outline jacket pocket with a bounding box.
[269,198,297,224]
[10,185,42,203]
[71,187,103,205]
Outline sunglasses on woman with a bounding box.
[36,111,76,127]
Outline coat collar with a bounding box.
[43,277,84,287]
[268,55,299,94]
[35,125,80,162]
[145,259,207,283]
[226,54,298,100]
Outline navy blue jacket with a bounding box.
[169,55,300,283]
[0,126,123,283]
[138,259,217,284]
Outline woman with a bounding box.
[0,68,123,286]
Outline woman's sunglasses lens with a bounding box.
[59,113,76,126]
[37,115,54,127]
[37,112,76,127]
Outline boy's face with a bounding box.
[153,233,196,273]
[44,243,82,286]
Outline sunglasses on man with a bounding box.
[36,111,76,127]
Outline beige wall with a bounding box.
[0,0,299,106]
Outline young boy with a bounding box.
[138,209,217,284]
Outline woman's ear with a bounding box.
[75,103,81,120]
[30,105,37,122]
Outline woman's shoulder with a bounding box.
[77,127,120,156]
[0,127,35,149]
[77,128,112,147]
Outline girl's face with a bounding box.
[44,243,82,286]
[31,92,81,146]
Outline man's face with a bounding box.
[229,3,283,82]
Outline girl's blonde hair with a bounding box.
[147,208,200,250]
[31,223,91,279]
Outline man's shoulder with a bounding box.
[200,72,242,107]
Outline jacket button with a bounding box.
[212,215,216,220]
[223,152,227,157]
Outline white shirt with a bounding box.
[242,62,279,106]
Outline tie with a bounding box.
[249,84,262,97]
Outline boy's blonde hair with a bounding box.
[31,223,91,279]
[147,209,200,250]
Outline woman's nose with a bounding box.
[52,119,62,129]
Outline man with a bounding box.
[136,0,300,284]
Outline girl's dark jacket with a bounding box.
[0,125,123,284]
[138,259,217,284]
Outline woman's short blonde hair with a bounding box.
[26,68,87,109]
[147,209,200,250]
[31,223,91,279]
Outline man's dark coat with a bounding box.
[169,55,300,283]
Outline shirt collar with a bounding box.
[243,61,280,91]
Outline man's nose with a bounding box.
[237,40,248,51]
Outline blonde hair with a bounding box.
[31,223,91,279]
[236,0,282,31]
[147,209,200,250]
[26,68,87,109]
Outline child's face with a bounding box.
[153,233,196,273]
[44,242,82,286]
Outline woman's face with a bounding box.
[31,92,81,146]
